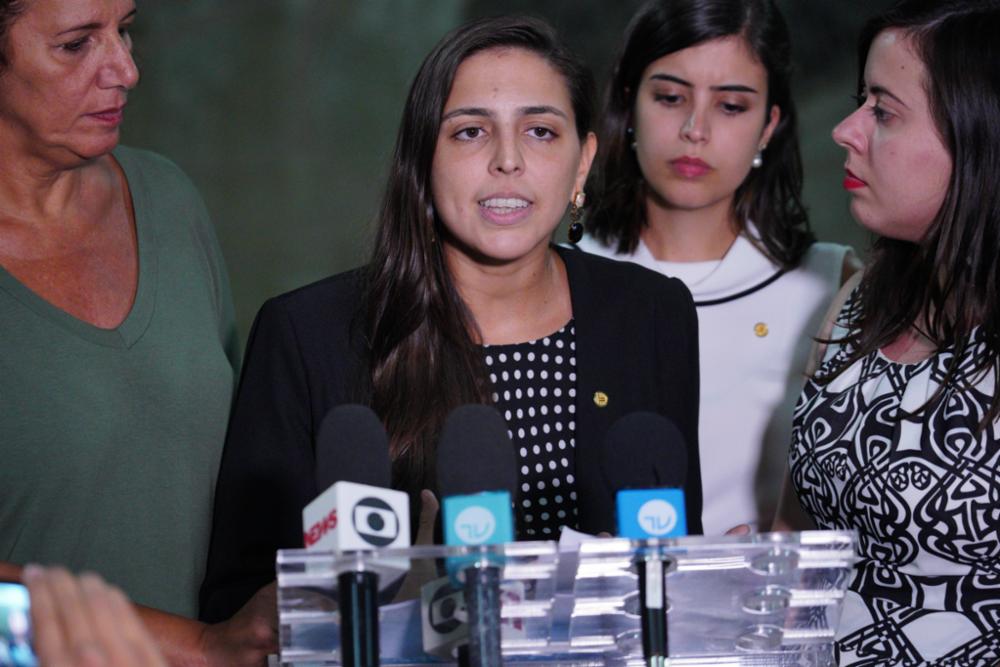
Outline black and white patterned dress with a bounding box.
[790,291,1000,665]
[483,320,580,539]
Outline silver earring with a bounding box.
[751,150,763,169]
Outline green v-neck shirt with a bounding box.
[0,146,238,618]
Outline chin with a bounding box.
[659,192,726,213]
[72,132,122,161]
[460,237,548,266]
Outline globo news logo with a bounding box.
[304,508,337,547]
[637,499,678,536]
[454,506,496,545]
[428,582,467,634]
[352,497,400,547]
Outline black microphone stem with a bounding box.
[464,563,503,667]
[638,552,668,667]
[338,570,380,667]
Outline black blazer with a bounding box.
[199,246,701,622]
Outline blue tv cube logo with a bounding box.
[443,492,514,546]
[616,488,687,539]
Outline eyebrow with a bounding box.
[867,84,909,109]
[441,105,569,121]
[649,73,759,94]
[57,8,137,36]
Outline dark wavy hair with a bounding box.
[830,0,1000,428]
[0,0,25,74]
[587,0,813,266]
[363,15,595,496]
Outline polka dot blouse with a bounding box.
[482,319,579,539]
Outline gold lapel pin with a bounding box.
[593,391,609,408]
[754,322,769,338]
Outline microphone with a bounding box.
[302,405,411,667]
[435,405,517,667]
[602,412,689,667]
[437,404,517,552]
[603,412,688,538]
[303,405,410,552]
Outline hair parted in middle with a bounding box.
[586,0,813,267]
[362,14,596,497]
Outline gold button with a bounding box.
[754,322,769,338]
[593,391,609,408]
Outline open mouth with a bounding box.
[479,197,531,214]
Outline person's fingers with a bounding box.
[23,565,71,666]
[725,523,752,536]
[77,574,133,666]
[44,566,102,659]
[246,581,279,634]
[46,567,103,653]
[415,489,440,546]
[79,573,167,667]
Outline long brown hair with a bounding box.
[586,0,813,267]
[363,15,596,495]
[828,0,1000,428]
[0,0,26,74]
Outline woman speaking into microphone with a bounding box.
[201,15,703,622]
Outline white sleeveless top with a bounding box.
[577,228,851,533]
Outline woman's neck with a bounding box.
[881,326,937,364]
[641,194,739,262]
[445,243,572,345]
[0,149,104,226]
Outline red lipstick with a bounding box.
[670,156,711,178]
[843,169,867,190]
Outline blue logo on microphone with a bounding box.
[443,492,514,547]
[616,488,687,539]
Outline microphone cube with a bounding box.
[303,480,411,551]
[442,491,514,547]
[616,488,687,539]
[421,576,469,658]
[420,574,529,658]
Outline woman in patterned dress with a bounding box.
[775,1,1000,664]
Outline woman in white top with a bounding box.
[577,0,857,533]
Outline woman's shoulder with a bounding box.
[559,244,691,304]
[245,269,367,367]
[797,241,859,283]
[263,269,366,323]
[112,145,198,195]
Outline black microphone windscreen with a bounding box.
[314,404,391,490]
[602,412,688,492]
[436,405,517,498]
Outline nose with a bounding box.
[98,32,140,90]
[680,108,709,143]
[490,129,524,176]
[832,106,866,153]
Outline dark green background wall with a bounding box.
[123,1,893,344]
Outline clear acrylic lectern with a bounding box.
[277,530,856,666]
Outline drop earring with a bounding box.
[627,126,636,151]
[752,144,766,169]
[568,191,586,243]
